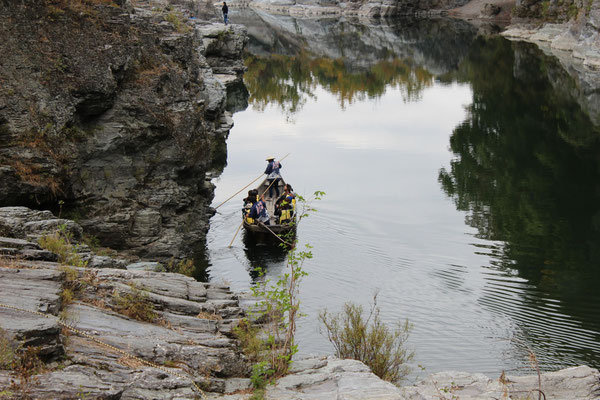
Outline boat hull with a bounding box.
[242,177,296,239]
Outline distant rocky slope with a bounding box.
[0,0,248,260]
[246,0,473,18]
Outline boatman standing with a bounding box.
[264,157,282,198]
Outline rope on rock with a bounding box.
[0,302,207,399]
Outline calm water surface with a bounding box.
[205,14,600,378]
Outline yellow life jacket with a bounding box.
[280,209,295,224]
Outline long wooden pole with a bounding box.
[258,222,295,248]
[228,220,244,248]
[214,173,263,210]
[215,153,291,210]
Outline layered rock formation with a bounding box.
[0,0,248,260]
[503,0,600,71]
[245,0,472,19]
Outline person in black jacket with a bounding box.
[222,2,229,25]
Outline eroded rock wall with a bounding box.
[0,0,248,259]
[247,0,471,19]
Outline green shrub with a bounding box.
[233,191,325,397]
[57,264,88,308]
[319,296,414,384]
[0,329,18,370]
[233,319,265,363]
[251,361,275,389]
[165,12,190,33]
[38,224,88,268]
[112,285,158,323]
[165,258,195,276]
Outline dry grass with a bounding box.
[165,258,195,277]
[197,310,222,321]
[111,285,158,323]
[0,331,45,399]
[165,11,192,33]
[11,161,44,186]
[45,0,118,15]
[38,231,87,268]
[0,257,34,270]
[117,355,145,369]
[9,159,63,196]
[135,64,170,86]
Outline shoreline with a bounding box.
[1,206,599,399]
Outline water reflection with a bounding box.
[234,10,485,117]
[439,36,600,367]
[210,11,600,375]
[242,230,288,281]
[245,52,434,116]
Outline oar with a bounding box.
[214,173,263,210]
[228,220,244,248]
[258,222,295,248]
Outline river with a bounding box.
[204,12,600,378]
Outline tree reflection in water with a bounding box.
[244,51,434,119]
[439,36,600,364]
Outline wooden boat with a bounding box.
[242,177,296,237]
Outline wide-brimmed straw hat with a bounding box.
[265,156,275,161]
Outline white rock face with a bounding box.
[403,365,600,399]
[267,358,600,400]
[266,357,406,399]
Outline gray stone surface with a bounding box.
[0,266,64,359]
[126,261,166,272]
[0,207,82,242]
[266,357,406,399]
[0,259,250,399]
[264,357,600,400]
[402,365,600,399]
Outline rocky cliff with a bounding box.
[245,0,472,19]
[0,0,248,260]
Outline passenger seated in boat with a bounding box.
[275,184,296,224]
[247,195,270,225]
[243,189,259,206]
[242,189,258,219]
